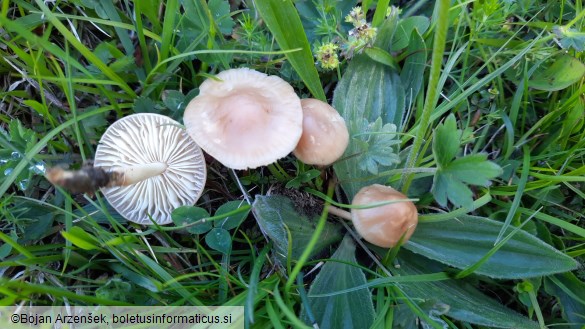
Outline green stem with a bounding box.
[401,0,451,194]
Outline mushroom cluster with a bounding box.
[47,68,350,226]
[183,68,349,169]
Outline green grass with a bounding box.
[1,0,585,328]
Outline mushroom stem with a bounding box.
[327,205,351,221]
[109,162,168,186]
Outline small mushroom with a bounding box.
[183,68,303,170]
[349,184,418,248]
[93,113,207,225]
[293,98,349,166]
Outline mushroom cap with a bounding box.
[183,68,303,170]
[351,184,418,248]
[94,113,207,225]
[293,98,349,166]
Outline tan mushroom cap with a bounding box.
[94,113,207,225]
[293,98,349,166]
[351,184,418,248]
[183,68,303,170]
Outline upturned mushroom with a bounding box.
[48,113,207,225]
[328,184,418,248]
[94,113,207,225]
[293,98,349,166]
[183,68,303,170]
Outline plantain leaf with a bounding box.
[395,250,540,328]
[405,215,578,279]
[302,235,375,329]
[252,194,341,264]
[255,0,326,101]
[333,55,405,198]
[528,55,585,91]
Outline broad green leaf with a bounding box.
[334,118,400,198]
[214,200,250,230]
[396,250,539,328]
[406,215,578,279]
[172,206,212,234]
[205,228,232,254]
[431,172,473,209]
[333,54,405,129]
[61,227,101,251]
[448,154,503,186]
[392,16,430,51]
[431,152,502,208]
[364,47,397,68]
[432,114,460,168]
[545,273,585,328]
[528,55,585,91]
[333,53,405,198]
[256,0,326,101]
[302,235,375,329]
[252,195,341,264]
[400,29,427,104]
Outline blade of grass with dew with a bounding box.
[255,0,326,101]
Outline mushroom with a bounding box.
[293,98,349,166]
[93,113,207,225]
[328,184,418,248]
[183,68,303,170]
